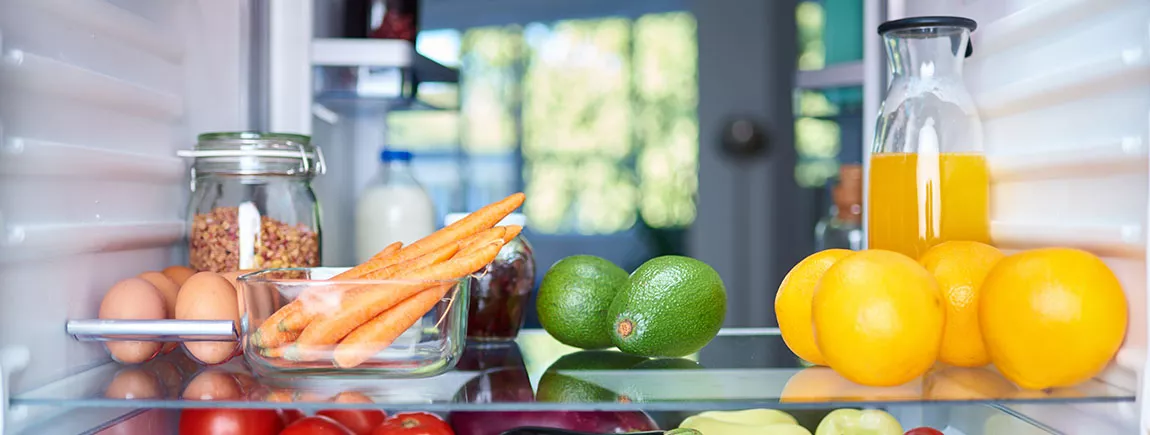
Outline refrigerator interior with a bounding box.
[0,0,1146,433]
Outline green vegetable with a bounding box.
[814,409,903,435]
[537,256,631,349]
[609,256,727,357]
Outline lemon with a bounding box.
[812,250,944,387]
[918,241,1005,367]
[776,249,853,366]
[979,248,1127,390]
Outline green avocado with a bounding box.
[536,255,631,349]
[631,357,704,370]
[536,351,644,403]
[608,256,727,358]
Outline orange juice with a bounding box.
[868,152,990,259]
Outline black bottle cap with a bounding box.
[878,16,977,57]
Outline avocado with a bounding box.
[536,350,644,403]
[608,256,727,357]
[631,357,703,370]
[537,255,631,349]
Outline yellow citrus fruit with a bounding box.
[780,366,921,403]
[979,248,1127,390]
[776,249,853,366]
[918,241,1005,367]
[813,249,944,387]
[925,365,1018,400]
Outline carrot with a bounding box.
[330,242,403,281]
[332,391,375,403]
[361,242,460,280]
[260,344,292,359]
[500,225,522,243]
[455,227,506,253]
[296,242,505,347]
[275,285,349,332]
[333,283,454,368]
[331,192,524,280]
[254,303,302,348]
[368,241,402,262]
[265,390,295,403]
[277,243,462,336]
[282,343,332,362]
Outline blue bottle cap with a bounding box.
[380,149,413,162]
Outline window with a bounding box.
[794,0,864,188]
[397,12,699,235]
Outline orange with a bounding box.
[918,241,1005,367]
[979,248,1127,390]
[812,250,944,387]
[925,365,1018,400]
[780,366,922,403]
[775,249,853,366]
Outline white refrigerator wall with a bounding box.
[0,0,248,404]
[893,0,1150,432]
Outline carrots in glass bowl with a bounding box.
[248,193,525,369]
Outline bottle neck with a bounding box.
[884,28,970,79]
[379,160,418,185]
[384,160,412,172]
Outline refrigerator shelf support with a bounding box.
[0,347,30,435]
[65,320,238,342]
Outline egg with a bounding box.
[176,272,240,365]
[142,360,184,397]
[182,369,243,401]
[161,265,197,286]
[104,367,162,399]
[99,278,165,364]
[137,271,181,354]
[220,270,270,329]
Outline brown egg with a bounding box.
[162,265,197,286]
[143,360,184,397]
[176,272,240,365]
[182,370,243,401]
[93,410,174,435]
[220,269,269,331]
[104,367,162,399]
[137,271,181,354]
[99,278,165,364]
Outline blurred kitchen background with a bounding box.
[289,0,867,329]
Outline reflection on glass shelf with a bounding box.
[12,330,1134,412]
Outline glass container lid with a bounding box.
[179,132,326,177]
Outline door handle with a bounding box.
[720,116,768,158]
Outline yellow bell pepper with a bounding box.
[680,409,812,435]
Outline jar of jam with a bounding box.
[445,213,535,342]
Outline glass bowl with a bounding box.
[238,267,470,379]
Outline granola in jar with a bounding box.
[189,206,320,273]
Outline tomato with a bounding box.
[373,412,453,435]
[178,408,284,435]
[282,416,356,435]
[317,410,387,435]
[280,409,307,426]
[905,428,944,435]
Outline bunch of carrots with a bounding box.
[251,192,526,368]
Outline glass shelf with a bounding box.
[11,329,1134,412]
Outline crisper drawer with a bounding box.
[901,0,1150,433]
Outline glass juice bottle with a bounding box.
[869,16,989,259]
